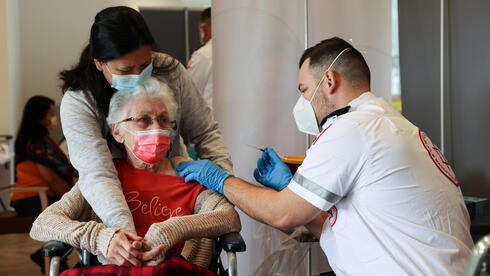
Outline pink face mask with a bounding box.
[126,128,171,164]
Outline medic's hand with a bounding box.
[177,160,231,195]
[253,147,292,191]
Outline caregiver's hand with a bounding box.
[107,229,143,267]
[253,147,292,191]
[177,160,231,195]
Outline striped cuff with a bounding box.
[292,172,342,204]
[96,226,119,257]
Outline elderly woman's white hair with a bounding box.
[106,77,177,127]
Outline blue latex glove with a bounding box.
[177,159,231,195]
[253,147,292,191]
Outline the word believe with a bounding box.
[125,191,184,218]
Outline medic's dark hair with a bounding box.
[299,37,371,89]
[15,96,54,156]
[59,6,178,117]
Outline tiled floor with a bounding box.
[0,233,78,276]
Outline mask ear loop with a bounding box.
[118,123,137,160]
[327,47,352,71]
[119,122,135,135]
[311,47,351,103]
[104,63,114,74]
[309,73,327,104]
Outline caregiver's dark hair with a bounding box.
[59,6,178,116]
[15,96,54,156]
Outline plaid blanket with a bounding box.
[60,256,215,276]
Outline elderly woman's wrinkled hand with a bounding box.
[141,244,167,266]
[141,222,172,265]
[107,229,144,267]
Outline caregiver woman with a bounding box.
[59,6,232,234]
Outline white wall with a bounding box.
[0,0,11,205]
[0,0,11,135]
[6,0,210,140]
[309,0,392,102]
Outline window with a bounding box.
[392,0,402,113]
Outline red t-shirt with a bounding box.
[116,160,206,257]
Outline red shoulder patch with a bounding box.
[419,130,459,186]
[327,206,338,227]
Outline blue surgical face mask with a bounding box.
[105,63,153,91]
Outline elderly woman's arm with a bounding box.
[29,185,148,267]
[144,189,241,251]
[29,185,118,257]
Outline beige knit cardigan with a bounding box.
[30,184,241,268]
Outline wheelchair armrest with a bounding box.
[220,232,246,252]
[43,240,72,257]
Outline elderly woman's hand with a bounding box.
[107,229,144,267]
[141,244,167,266]
[141,222,173,265]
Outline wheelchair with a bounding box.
[43,232,246,276]
[465,233,490,276]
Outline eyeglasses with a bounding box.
[118,114,176,130]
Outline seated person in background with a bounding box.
[11,95,74,216]
[30,78,241,273]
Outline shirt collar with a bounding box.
[319,91,373,129]
[320,105,351,128]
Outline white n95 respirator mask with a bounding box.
[292,74,325,135]
[292,47,351,135]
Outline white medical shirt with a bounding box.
[187,40,213,108]
[288,92,473,275]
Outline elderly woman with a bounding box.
[30,78,241,273]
